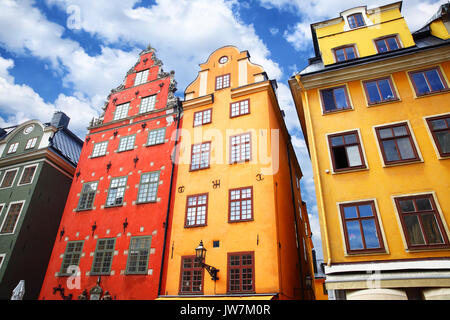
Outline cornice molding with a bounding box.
[230,81,270,99]
[182,94,214,110]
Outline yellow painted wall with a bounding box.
[430,19,450,39]
[163,46,310,299]
[316,7,415,66]
[301,61,450,264]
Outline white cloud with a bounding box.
[269,27,279,35]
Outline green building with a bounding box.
[0,112,82,299]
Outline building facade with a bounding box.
[39,46,181,300]
[0,112,82,299]
[289,2,450,300]
[159,46,315,300]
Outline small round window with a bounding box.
[219,56,228,64]
[23,125,34,135]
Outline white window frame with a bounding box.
[147,128,166,146]
[7,142,19,154]
[17,163,39,186]
[113,103,129,121]
[105,176,128,207]
[118,135,136,152]
[25,137,38,150]
[134,69,149,86]
[0,168,19,189]
[91,141,108,158]
[139,95,156,114]
[0,200,26,235]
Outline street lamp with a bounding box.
[195,240,219,281]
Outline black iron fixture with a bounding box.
[143,58,148,64]
[113,130,118,137]
[141,123,147,129]
[195,240,219,281]
[123,218,128,234]
[159,82,164,88]
[86,136,91,143]
[212,179,220,189]
[133,156,139,167]
[135,90,139,96]
[75,171,81,180]
[53,284,73,300]
[91,221,97,236]
[113,98,118,104]
[177,186,185,193]
[106,161,112,172]
[256,173,264,181]
[59,227,65,241]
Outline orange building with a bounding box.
[158,46,315,300]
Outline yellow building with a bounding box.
[159,46,315,300]
[289,2,450,300]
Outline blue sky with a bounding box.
[0,0,446,260]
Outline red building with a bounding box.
[39,45,181,300]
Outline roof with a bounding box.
[49,127,83,166]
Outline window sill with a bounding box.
[116,148,134,153]
[125,272,148,276]
[90,272,111,276]
[414,88,450,99]
[104,204,124,208]
[136,200,157,205]
[322,107,353,115]
[189,166,210,172]
[382,158,423,168]
[367,98,401,107]
[146,142,164,147]
[405,244,450,252]
[184,224,207,228]
[228,218,254,224]
[331,167,368,175]
[345,249,388,256]
[75,208,94,212]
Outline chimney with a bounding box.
[51,111,70,129]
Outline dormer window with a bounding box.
[375,35,400,53]
[333,45,357,62]
[347,13,365,29]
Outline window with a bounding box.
[230,133,251,163]
[60,241,84,276]
[339,201,385,254]
[394,194,449,250]
[185,194,208,227]
[91,238,116,275]
[147,128,165,146]
[320,86,351,113]
[375,123,420,165]
[77,181,98,211]
[25,137,38,150]
[228,252,254,293]
[113,103,129,121]
[134,69,149,86]
[193,109,212,127]
[140,95,156,114]
[118,135,135,152]
[190,142,211,171]
[0,202,24,234]
[333,45,357,62]
[91,141,108,157]
[18,164,38,185]
[0,169,18,189]
[7,142,19,154]
[137,171,159,203]
[229,187,253,222]
[328,131,366,172]
[409,67,448,96]
[126,236,151,274]
[230,99,250,118]
[106,177,127,207]
[375,35,400,53]
[179,256,203,294]
[216,74,230,90]
[426,114,450,157]
[363,77,398,104]
[347,13,365,29]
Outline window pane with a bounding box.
[399,199,415,212]
[322,89,336,111]
[376,39,388,53]
[330,136,344,146]
[359,204,373,217]
[404,215,425,245]
[344,134,357,144]
[361,219,381,248]
[346,145,362,167]
[378,128,393,139]
[346,220,364,250]
[366,81,381,103]
[396,137,415,159]
[345,47,356,60]
[382,140,400,161]
[393,126,407,137]
[412,73,430,94]
[332,146,349,169]
[416,198,432,211]
[421,213,444,244]
[425,70,445,91]
[378,79,395,100]
[335,49,345,62]
[386,37,399,50]
[435,131,450,153]
[431,119,447,130]
[334,88,348,109]
[343,206,358,219]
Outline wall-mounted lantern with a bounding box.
[195,240,219,281]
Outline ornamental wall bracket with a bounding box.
[256,173,264,181]
[212,180,221,189]
[178,186,185,193]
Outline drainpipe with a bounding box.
[297,76,332,268]
[286,141,305,300]
[158,99,182,296]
